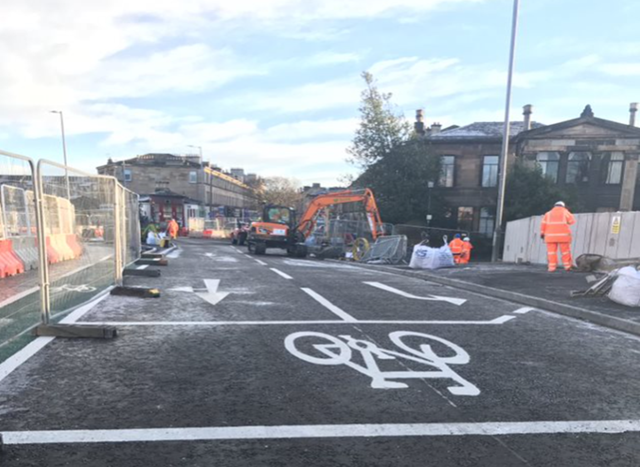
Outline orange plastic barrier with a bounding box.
[46,237,60,264]
[66,234,83,258]
[0,239,25,278]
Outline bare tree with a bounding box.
[261,177,303,210]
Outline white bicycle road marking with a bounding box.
[285,331,480,396]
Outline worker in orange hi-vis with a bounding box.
[540,201,576,272]
[167,218,180,240]
[449,234,464,264]
[459,237,473,265]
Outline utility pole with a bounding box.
[491,0,521,262]
[50,110,71,199]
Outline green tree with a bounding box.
[504,162,583,222]
[353,140,441,224]
[347,72,411,169]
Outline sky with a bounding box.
[1,0,639,186]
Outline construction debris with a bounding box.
[576,254,640,272]
[571,273,618,298]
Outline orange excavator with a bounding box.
[247,188,384,257]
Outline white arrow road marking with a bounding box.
[364,282,467,306]
[196,279,230,306]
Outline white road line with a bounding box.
[5,420,640,445]
[364,282,467,306]
[0,337,55,383]
[300,288,357,322]
[254,259,268,266]
[270,268,293,280]
[513,307,536,314]
[0,291,111,384]
[492,315,517,324]
[136,265,149,270]
[74,316,514,326]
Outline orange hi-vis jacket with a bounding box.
[449,238,464,256]
[541,206,575,244]
[168,220,179,236]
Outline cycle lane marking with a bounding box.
[285,331,480,395]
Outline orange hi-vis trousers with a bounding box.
[547,242,572,272]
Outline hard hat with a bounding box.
[555,201,565,207]
[463,237,470,242]
[454,233,461,239]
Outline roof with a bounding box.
[97,153,202,169]
[518,115,640,139]
[429,121,545,141]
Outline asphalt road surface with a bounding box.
[1,238,640,466]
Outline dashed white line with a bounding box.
[254,259,268,266]
[271,268,293,280]
[5,420,640,445]
[301,288,357,322]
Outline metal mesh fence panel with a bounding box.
[0,150,41,360]
[38,160,118,317]
[123,188,141,267]
[359,235,408,264]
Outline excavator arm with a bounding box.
[296,189,384,240]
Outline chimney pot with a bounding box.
[630,102,638,127]
[523,104,533,131]
[430,123,442,135]
[414,109,425,136]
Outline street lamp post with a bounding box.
[50,110,71,199]
[491,0,521,262]
[427,181,435,227]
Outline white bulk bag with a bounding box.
[409,243,455,270]
[608,266,640,307]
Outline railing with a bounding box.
[0,151,140,359]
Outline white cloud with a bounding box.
[599,63,640,77]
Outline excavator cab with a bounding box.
[247,205,307,257]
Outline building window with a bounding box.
[603,152,624,185]
[458,207,474,231]
[566,152,591,184]
[482,156,499,187]
[479,207,495,237]
[536,152,559,182]
[189,171,197,184]
[124,169,132,182]
[439,156,455,187]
